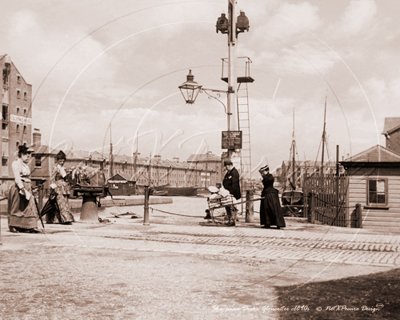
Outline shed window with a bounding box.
[367,179,388,206]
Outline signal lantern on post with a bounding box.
[236,11,249,34]
[216,13,229,34]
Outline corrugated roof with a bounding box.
[382,117,400,135]
[187,152,221,162]
[342,144,400,163]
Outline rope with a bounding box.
[149,207,204,218]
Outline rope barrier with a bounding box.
[149,207,204,218]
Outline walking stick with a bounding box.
[31,185,45,229]
[34,197,45,229]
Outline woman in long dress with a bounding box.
[259,165,286,229]
[8,145,41,233]
[46,150,75,224]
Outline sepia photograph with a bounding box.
[1,0,400,319]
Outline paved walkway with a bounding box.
[2,208,400,267]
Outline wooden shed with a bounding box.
[107,173,136,196]
[340,144,400,232]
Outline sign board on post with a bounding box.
[221,131,242,150]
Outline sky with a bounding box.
[1,0,399,177]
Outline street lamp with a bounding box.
[178,70,202,104]
[178,70,228,112]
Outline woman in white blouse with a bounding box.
[8,145,40,233]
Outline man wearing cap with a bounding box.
[222,160,241,226]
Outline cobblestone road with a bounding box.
[12,214,400,268]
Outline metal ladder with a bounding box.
[237,81,252,188]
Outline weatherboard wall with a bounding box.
[346,167,400,231]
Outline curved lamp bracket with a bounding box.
[201,88,228,114]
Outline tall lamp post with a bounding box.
[178,0,249,159]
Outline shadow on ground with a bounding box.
[275,268,400,319]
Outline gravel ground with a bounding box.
[1,196,398,319]
[2,244,394,320]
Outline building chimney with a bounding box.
[173,157,179,163]
[32,128,41,147]
[4,55,11,66]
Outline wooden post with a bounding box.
[310,193,315,224]
[38,183,44,213]
[336,145,339,222]
[143,185,150,225]
[245,190,254,223]
[356,203,362,228]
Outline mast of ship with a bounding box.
[205,145,209,189]
[148,153,152,187]
[320,95,327,178]
[133,132,138,179]
[109,123,113,178]
[291,108,296,189]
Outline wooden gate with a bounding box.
[303,173,349,227]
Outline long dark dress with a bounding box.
[260,173,286,228]
[45,165,74,224]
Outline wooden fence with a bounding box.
[303,174,349,227]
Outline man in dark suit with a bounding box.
[222,160,241,226]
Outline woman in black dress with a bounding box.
[259,165,286,229]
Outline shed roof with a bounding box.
[341,144,400,163]
[108,173,132,181]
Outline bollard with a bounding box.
[355,203,362,228]
[245,190,254,223]
[80,194,99,222]
[143,185,150,225]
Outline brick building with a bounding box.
[1,54,33,196]
[186,151,222,188]
[382,117,400,154]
